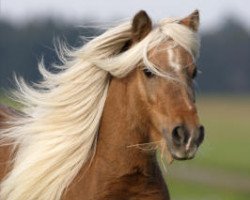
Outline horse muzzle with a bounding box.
[164,125,205,160]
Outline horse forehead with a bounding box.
[150,44,194,71]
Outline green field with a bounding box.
[1,94,250,199]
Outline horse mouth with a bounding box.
[164,140,197,161]
[168,147,197,161]
[172,153,195,161]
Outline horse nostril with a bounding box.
[196,125,205,146]
[172,126,189,146]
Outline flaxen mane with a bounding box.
[0,16,199,200]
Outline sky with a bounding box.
[1,0,250,31]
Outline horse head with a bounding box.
[123,10,204,161]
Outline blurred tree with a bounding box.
[197,17,250,94]
[0,19,100,89]
[0,17,249,94]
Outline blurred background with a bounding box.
[0,0,249,199]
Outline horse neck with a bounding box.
[64,76,169,200]
[95,76,156,174]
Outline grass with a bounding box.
[194,96,250,174]
[1,93,250,199]
[167,178,250,200]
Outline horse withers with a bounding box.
[0,10,204,200]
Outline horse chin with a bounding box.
[161,149,195,164]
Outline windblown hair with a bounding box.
[0,17,200,200]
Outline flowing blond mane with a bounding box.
[0,16,200,200]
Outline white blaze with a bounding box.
[167,48,181,71]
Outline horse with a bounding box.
[0,10,204,200]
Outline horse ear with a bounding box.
[179,10,200,32]
[132,10,152,42]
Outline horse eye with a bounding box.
[143,69,154,78]
[192,68,197,79]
